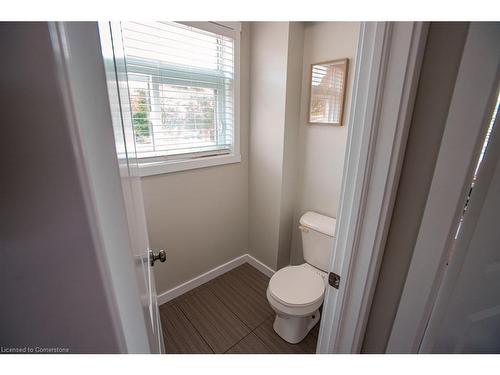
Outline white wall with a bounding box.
[141,23,251,294]
[277,23,305,269]
[248,22,305,270]
[290,22,360,264]
[248,22,290,270]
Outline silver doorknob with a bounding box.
[149,249,166,266]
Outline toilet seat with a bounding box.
[268,265,325,309]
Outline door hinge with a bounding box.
[328,272,341,289]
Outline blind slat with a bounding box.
[124,49,235,71]
[125,59,234,76]
[121,21,235,160]
[127,22,234,48]
[122,33,234,59]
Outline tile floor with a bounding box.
[159,263,319,354]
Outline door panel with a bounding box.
[421,90,500,353]
[99,22,164,353]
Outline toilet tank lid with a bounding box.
[300,211,336,237]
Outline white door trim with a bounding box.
[387,22,500,353]
[317,22,429,353]
[49,22,153,353]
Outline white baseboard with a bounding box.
[245,254,275,278]
[156,253,275,306]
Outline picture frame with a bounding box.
[308,58,349,126]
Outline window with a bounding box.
[108,22,240,175]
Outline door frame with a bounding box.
[386,22,500,353]
[317,21,429,353]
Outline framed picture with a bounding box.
[308,58,349,126]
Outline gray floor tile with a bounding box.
[177,287,250,353]
[160,304,213,354]
[160,263,319,354]
[208,270,273,330]
[226,333,272,354]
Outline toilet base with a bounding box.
[272,309,320,344]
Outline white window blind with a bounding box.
[120,22,235,161]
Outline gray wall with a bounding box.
[361,22,470,353]
[142,23,251,294]
[290,22,360,265]
[0,23,120,353]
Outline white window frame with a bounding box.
[127,21,242,177]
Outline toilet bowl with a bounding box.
[267,263,327,343]
[266,211,336,344]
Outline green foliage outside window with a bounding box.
[132,89,150,138]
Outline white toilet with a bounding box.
[266,211,336,344]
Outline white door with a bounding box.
[99,22,165,353]
[421,90,500,353]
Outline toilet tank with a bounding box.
[299,211,336,272]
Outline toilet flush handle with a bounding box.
[298,225,309,233]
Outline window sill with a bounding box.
[132,153,241,177]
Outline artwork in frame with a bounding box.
[308,58,349,126]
